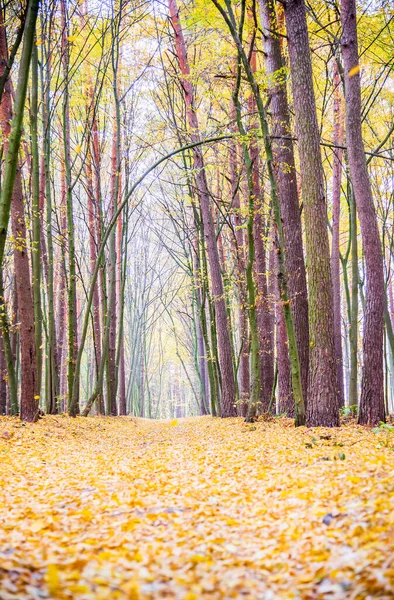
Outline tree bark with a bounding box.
[284,0,339,426]
[229,103,249,415]
[0,8,37,422]
[330,61,345,408]
[60,0,79,415]
[30,42,42,398]
[248,48,274,412]
[259,0,309,404]
[341,0,385,425]
[0,339,6,415]
[272,244,293,415]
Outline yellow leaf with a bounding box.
[45,564,60,594]
[75,144,82,154]
[190,554,209,564]
[348,64,360,77]
[170,419,178,426]
[67,35,77,42]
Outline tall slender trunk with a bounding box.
[42,34,59,413]
[116,182,126,416]
[231,62,261,420]
[0,273,17,413]
[0,11,37,421]
[107,109,119,416]
[30,42,42,397]
[81,0,103,413]
[0,339,6,414]
[61,0,79,415]
[272,244,293,415]
[259,0,309,404]
[90,92,106,415]
[230,103,249,414]
[249,50,274,410]
[169,0,236,416]
[55,155,67,408]
[284,0,339,426]
[330,61,345,408]
[85,148,102,382]
[341,0,385,425]
[194,229,218,414]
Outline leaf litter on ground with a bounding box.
[0,415,394,599]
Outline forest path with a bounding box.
[0,415,394,599]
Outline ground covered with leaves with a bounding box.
[1,416,394,599]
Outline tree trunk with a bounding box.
[341,0,385,425]
[116,185,127,416]
[330,61,345,408]
[246,44,274,412]
[229,104,249,415]
[85,148,102,383]
[60,0,79,415]
[0,10,37,422]
[284,0,339,426]
[168,0,236,417]
[272,244,293,415]
[30,42,42,398]
[0,339,6,414]
[107,110,119,416]
[259,0,309,404]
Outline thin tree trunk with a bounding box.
[230,103,249,415]
[60,0,79,415]
[116,185,126,416]
[0,273,16,414]
[42,33,59,414]
[90,92,106,415]
[249,49,274,410]
[330,61,345,408]
[284,0,339,426]
[341,0,385,425]
[55,156,67,410]
[0,339,6,414]
[231,63,261,420]
[30,42,42,397]
[272,244,293,415]
[107,109,119,416]
[85,148,102,383]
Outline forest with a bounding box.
[0,0,394,598]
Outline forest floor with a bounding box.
[0,416,394,599]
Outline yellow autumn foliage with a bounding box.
[0,416,394,598]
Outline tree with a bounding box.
[0,0,39,422]
[284,0,339,427]
[259,0,309,405]
[341,0,385,425]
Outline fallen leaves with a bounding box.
[0,416,394,599]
